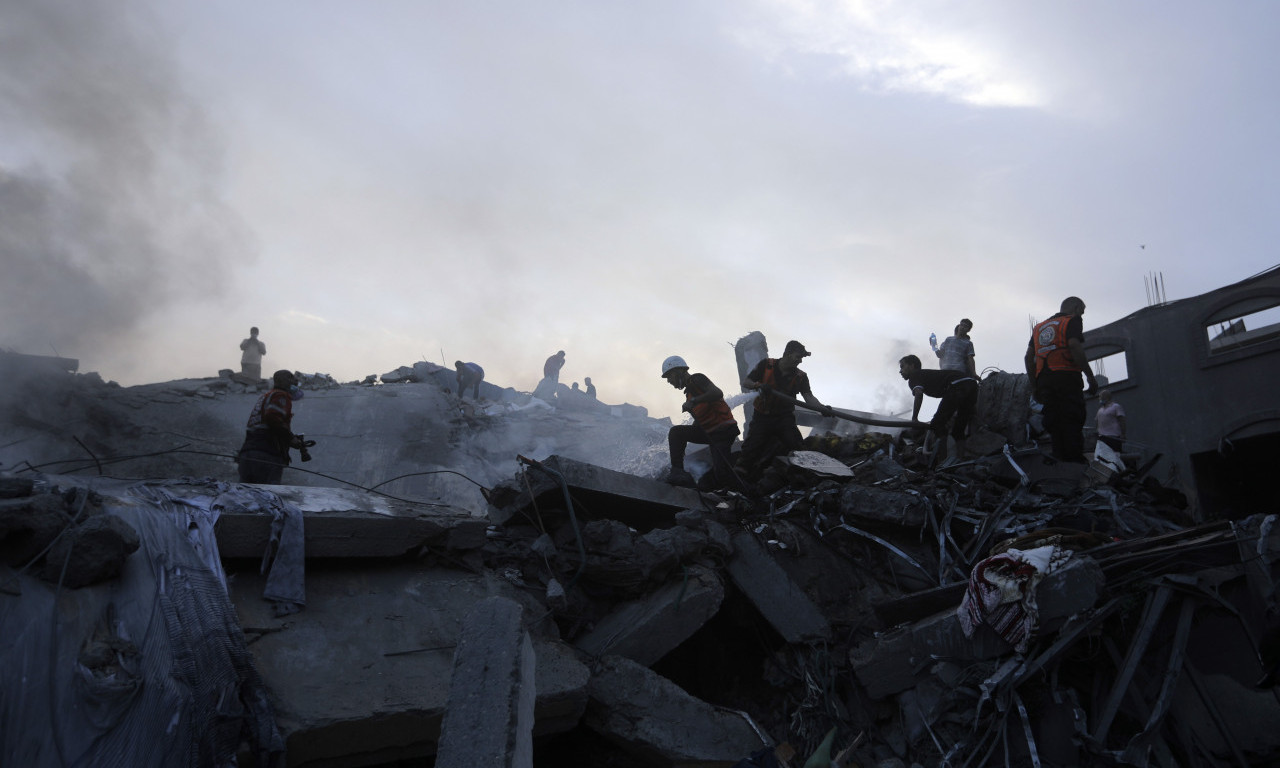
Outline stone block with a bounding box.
[436,597,536,768]
[726,529,831,643]
[575,566,724,666]
[585,656,770,763]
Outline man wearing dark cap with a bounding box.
[736,340,833,477]
[237,369,307,484]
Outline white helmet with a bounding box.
[660,355,688,377]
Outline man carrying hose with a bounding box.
[736,340,833,478]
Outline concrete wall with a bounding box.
[1082,266,1280,514]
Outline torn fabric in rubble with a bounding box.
[957,544,1072,652]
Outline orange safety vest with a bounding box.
[686,376,737,433]
[752,360,803,415]
[1031,315,1081,375]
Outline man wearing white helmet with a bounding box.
[660,355,740,489]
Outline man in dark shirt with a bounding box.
[454,361,485,399]
[899,354,977,467]
[736,340,833,477]
[543,351,566,383]
[1024,296,1098,462]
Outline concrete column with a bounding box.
[435,596,536,768]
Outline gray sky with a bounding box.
[3,0,1278,422]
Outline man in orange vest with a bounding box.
[661,356,741,489]
[1024,297,1098,462]
[237,369,307,484]
[736,340,834,478]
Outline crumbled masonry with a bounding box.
[2,349,1279,767]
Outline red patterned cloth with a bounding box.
[957,546,1069,652]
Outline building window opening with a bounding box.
[1190,432,1280,519]
[1088,350,1129,387]
[1206,302,1280,354]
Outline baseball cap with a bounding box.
[784,340,811,357]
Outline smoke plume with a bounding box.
[0,1,250,361]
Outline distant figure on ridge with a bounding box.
[454,361,485,400]
[239,327,267,381]
[584,377,597,399]
[543,350,566,384]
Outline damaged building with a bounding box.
[1083,264,1280,517]
[2,310,1280,766]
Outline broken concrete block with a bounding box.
[229,565,588,766]
[574,566,724,666]
[206,484,487,558]
[585,655,770,763]
[436,597,536,768]
[487,455,705,530]
[726,529,831,643]
[839,485,931,528]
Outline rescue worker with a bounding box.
[237,369,306,484]
[454,360,485,400]
[661,356,741,489]
[737,340,833,477]
[1025,296,1098,463]
[898,354,977,468]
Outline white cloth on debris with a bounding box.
[957,545,1071,653]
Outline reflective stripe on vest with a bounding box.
[1032,316,1080,375]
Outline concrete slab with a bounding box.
[436,597,535,768]
[726,529,832,643]
[487,455,705,531]
[574,565,724,666]
[585,655,771,763]
[228,564,587,767]
[169,483,490,558]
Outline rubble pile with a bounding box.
[483,435,1280,766]
[4,346,1280,766]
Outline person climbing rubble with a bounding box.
[454,360,485,400]
[736,340,833,478]
[239,326,266,380]
[898,354,977,468]
[543,350,566,384]
[1025,296,1098,463]
[931,318,976,377]
[660,355,741,490]
[237,369,308,484]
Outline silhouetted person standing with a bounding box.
[240,327,266,381]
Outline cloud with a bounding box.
[730,0,1045,108]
